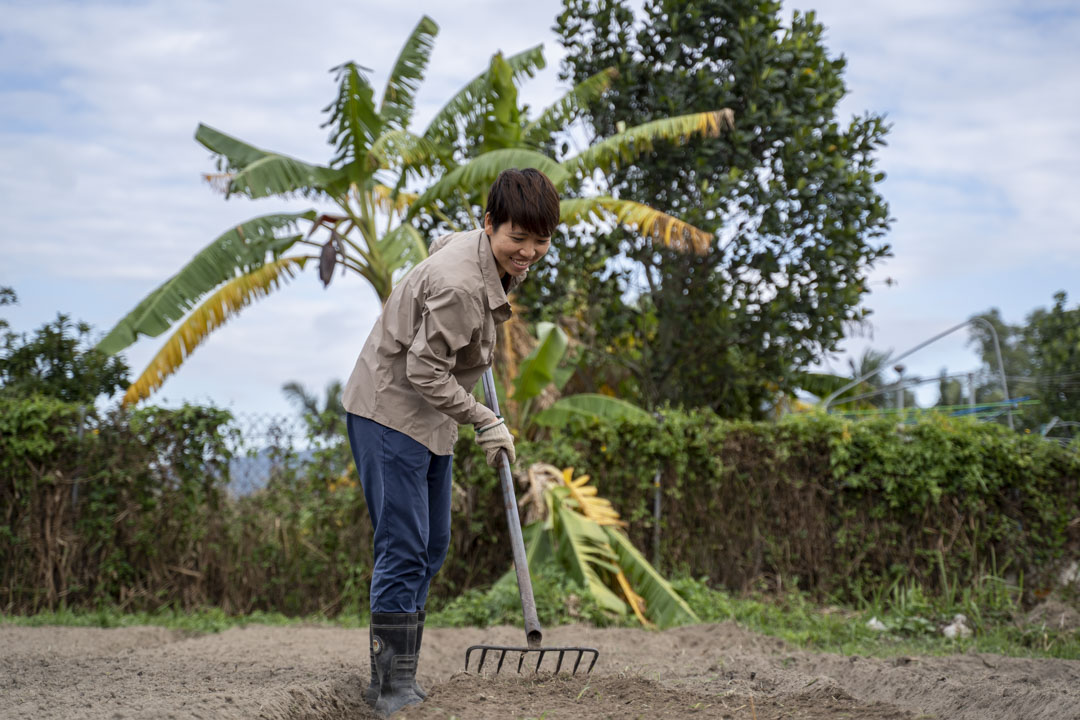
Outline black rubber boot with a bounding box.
[412,610,427,699]
[364,611,426,706]
[371,612,423,717]
[363,625,378,707]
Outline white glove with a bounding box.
[475,417,516,467]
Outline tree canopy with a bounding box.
[522,0,892,417]
[1,288,130,405]
[969,292,1080,434]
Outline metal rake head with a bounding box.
[465,644,599,676]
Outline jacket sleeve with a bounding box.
[405,287,498,427]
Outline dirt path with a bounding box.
[1,623,1077,719]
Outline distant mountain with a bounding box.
[227,447,317,495]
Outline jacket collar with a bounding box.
[477,229,518,322]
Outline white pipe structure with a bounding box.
[820,317,1014,430]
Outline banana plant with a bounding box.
[503,464,699,629]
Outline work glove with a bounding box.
[475,417,516,467]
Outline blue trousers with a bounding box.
[346,413,453,613]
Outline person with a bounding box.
[341,168,560,715]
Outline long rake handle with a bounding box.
[481,367,543,649]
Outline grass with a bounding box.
[4,575,1077,660]
[671,576,1080,660]
[1,605,367,634]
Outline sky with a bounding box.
[2,0,1078,419]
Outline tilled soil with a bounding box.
[1,622,1078,719]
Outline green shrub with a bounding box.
[517,411,1080,602]
[3,397,1077,616]
[428,562,611,628]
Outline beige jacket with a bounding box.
[341,228,523,455]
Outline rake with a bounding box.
[463,368,599,676]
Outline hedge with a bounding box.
[2,395,1077,615]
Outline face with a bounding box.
[484,214,551,278]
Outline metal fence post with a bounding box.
[72,404,85,509]
[651,412,663,570]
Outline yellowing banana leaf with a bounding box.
[554,502,627,615]
[603,525,700,628]
[372,184,418,217]
[122,257,306,406]
[560,109,734,179]
[97,212,312,356]
[560,196,715,255]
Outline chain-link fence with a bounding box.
[226,412,310,496]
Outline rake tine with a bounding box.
[496,649,507,674]
[465,645,600,675]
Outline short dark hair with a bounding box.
[485,168,560,237]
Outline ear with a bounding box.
[483,212,494,235]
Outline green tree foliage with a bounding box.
[282,379,345,442]
[530,0,892,417]
[846,348,893,408]
[935,370,965,408]
[0,288,129,404]
[970,292,1080,433]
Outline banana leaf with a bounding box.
[324,62,383,183]
[512,322,568,404]
[560,196,714,255]
[97,211,312,355]
[531,393,652,428]
[560,109,734,178]
[379,16,439,131]
[423,44,545,145]
[554,501,626,614]
[406,149,569,220]
[603,526,700,628]
[122,257,306,405]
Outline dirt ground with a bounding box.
[2,622,1078,720]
